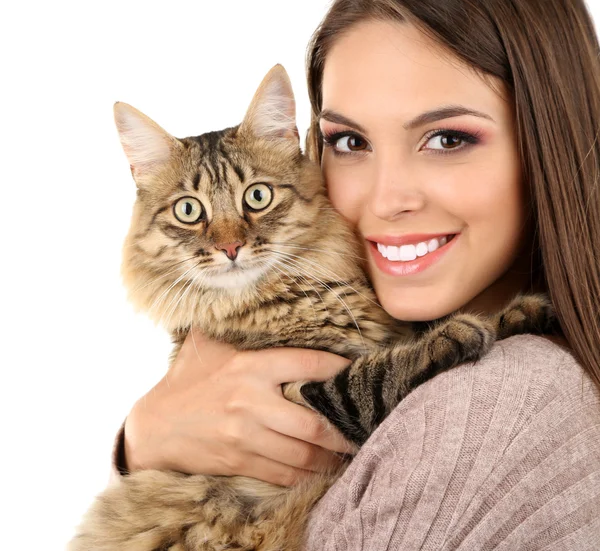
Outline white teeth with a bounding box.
[399,245,417,261]
[387,246,400,261]
[377,235,453,262]
[416,242,428,257]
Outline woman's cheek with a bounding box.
[324,159,365,225]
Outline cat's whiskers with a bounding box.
[315,206,361,210]
[270,242,367,263]
[269,248,384,311]
[128,255,199,295]
[157,270,198,329]
[162,271,203,330]
[270,251,357,318]
[147,260,204,319]
[269,256,332,320]
[271,262,320,327]
[162,267,210,350]
[160,278,192,330]
[186,268,210,320]
[181,267,211,327]
[188,273,209,364]
[270,251,367,351]
[275,253,367,352]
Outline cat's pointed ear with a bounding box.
[113,102,180,182]
[239,64,299,143]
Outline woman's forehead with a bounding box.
[321,20,509,128]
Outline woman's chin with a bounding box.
[378,293,457,323]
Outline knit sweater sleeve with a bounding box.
[303,335,600,550]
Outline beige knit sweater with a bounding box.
[303,335,600,549]
[112,335,600,549]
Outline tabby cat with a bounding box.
[69,65,555,551]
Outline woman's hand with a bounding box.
[123,330,354,486]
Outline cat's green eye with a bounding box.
[244,183,273,212]
[173,197,204,224]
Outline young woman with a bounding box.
[114,0,600,547]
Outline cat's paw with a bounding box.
[494,293,556,340]
[282,381,310,407]
[424,313,496,372]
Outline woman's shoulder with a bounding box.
[454,331,586,382]
[485,331,589,381]
[378,333,599,459]
[382,334,600,464]
[406,333,598,419]
[305,334,600,550]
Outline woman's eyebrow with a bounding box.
[318,109,367,133]
[319,106,494,132]
[403,106,495,129]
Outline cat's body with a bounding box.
[70,66,556,551]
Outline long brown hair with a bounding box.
[306,0,600,388]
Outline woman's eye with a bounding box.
[173,197,204,224]
[428,134,463,149]
[422,130,479,153]
[335,134,368,152]
[322,131,370,155]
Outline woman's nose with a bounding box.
[368,156,426,221]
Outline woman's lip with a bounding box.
[368,234,460,277]
[365,233,457,247]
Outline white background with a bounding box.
[2,1,599,548]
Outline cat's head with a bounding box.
[115,65,330,324]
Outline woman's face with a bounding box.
[320,20,529,321]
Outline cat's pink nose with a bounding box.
[215,241,244,261]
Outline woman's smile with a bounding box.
[367,233,460,277]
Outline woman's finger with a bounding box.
[236,454,315,487]
[243,428,345,474]
[258,396,356,455]
[246,347,351,384]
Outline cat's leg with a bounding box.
[283,313,496,446]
